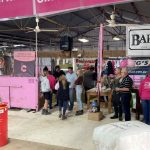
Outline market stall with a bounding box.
[0,0,137,110]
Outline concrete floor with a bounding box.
[3,106,137,150]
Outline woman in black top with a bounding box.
[116,68,133,121]
[110,67,121,119]
[55,74,69,120]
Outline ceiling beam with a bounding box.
[130,2,144,22]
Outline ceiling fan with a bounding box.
[105,11,135,27]
[26,17,59,33]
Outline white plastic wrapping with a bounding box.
[93,121,150,150]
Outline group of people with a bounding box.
[40,65,96,120]
[102,67,133,121]
[39,62,150,124]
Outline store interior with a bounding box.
[0,0,150,150]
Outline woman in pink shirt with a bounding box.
[139,72,150,125]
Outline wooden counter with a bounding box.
[86,88,112,113]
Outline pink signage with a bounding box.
[36,0,133,15]
[83,0,132,7]
[0,0,134,19]
[36,0,81,15]
[0,0,33,19]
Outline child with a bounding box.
[40,67,51,115]
[55,74,69,120]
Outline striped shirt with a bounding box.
[119,75,133,93]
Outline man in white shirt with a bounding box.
[40,67,51,115]
[66,67,77,111]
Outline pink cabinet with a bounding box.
[0,77,38,110]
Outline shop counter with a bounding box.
[86,88,112,113]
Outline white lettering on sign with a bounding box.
[0,0,15,3]
[37,0,54,3]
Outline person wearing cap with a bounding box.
[139,71,150,125]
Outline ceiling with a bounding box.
[0,0,149,51]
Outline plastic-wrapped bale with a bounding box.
[93,121,150,150]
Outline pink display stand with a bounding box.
[0,77,38,110]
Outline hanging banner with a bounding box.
[0,0,34,19]
[82,0,134,7]
[127,26,150,57]
[36,0,81,15]
[0,0,137,19]
[75,58,96,70]
[36,0,134,15]
[14,51,35,77]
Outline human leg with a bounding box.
[62,101,68,120]
[76,85,83,111]
[69,88,74,111]
[111,93,119,119]
[148,101,150,125]
[58,100,63,118]
[118,94,123,121]
[48,92,53,109]
[142,100,149,124]
[122,93,131,121]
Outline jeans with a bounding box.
[69,88,74,111]
[142,100,150,125]
[112,92,120,117]
[76,85,83,111]
[59,100,68,115]
[119,93,131,121]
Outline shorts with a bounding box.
[43,92,50,100]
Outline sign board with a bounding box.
[36,0,81,15]
[127,26,150,57]
[0,0,33,19]
[0,0,137,19]
[75,58,96,70]
[14,51,35,77]
[36,0,134,15]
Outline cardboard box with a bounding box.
[88,111,103,121]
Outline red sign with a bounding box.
[0,0,33,19]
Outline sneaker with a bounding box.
[62,115,67,120]
[41,109,46,115]
[45,109,51,115]
[75,110,83,116]
[110,115,118,119]
[59,114,62,118]
[119,117,123,121]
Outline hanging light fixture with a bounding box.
[113,35,120,41]
[78,37,89,43]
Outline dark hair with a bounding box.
[43,66,48,72]
[55,65,60,70]
[68,67,73,70]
